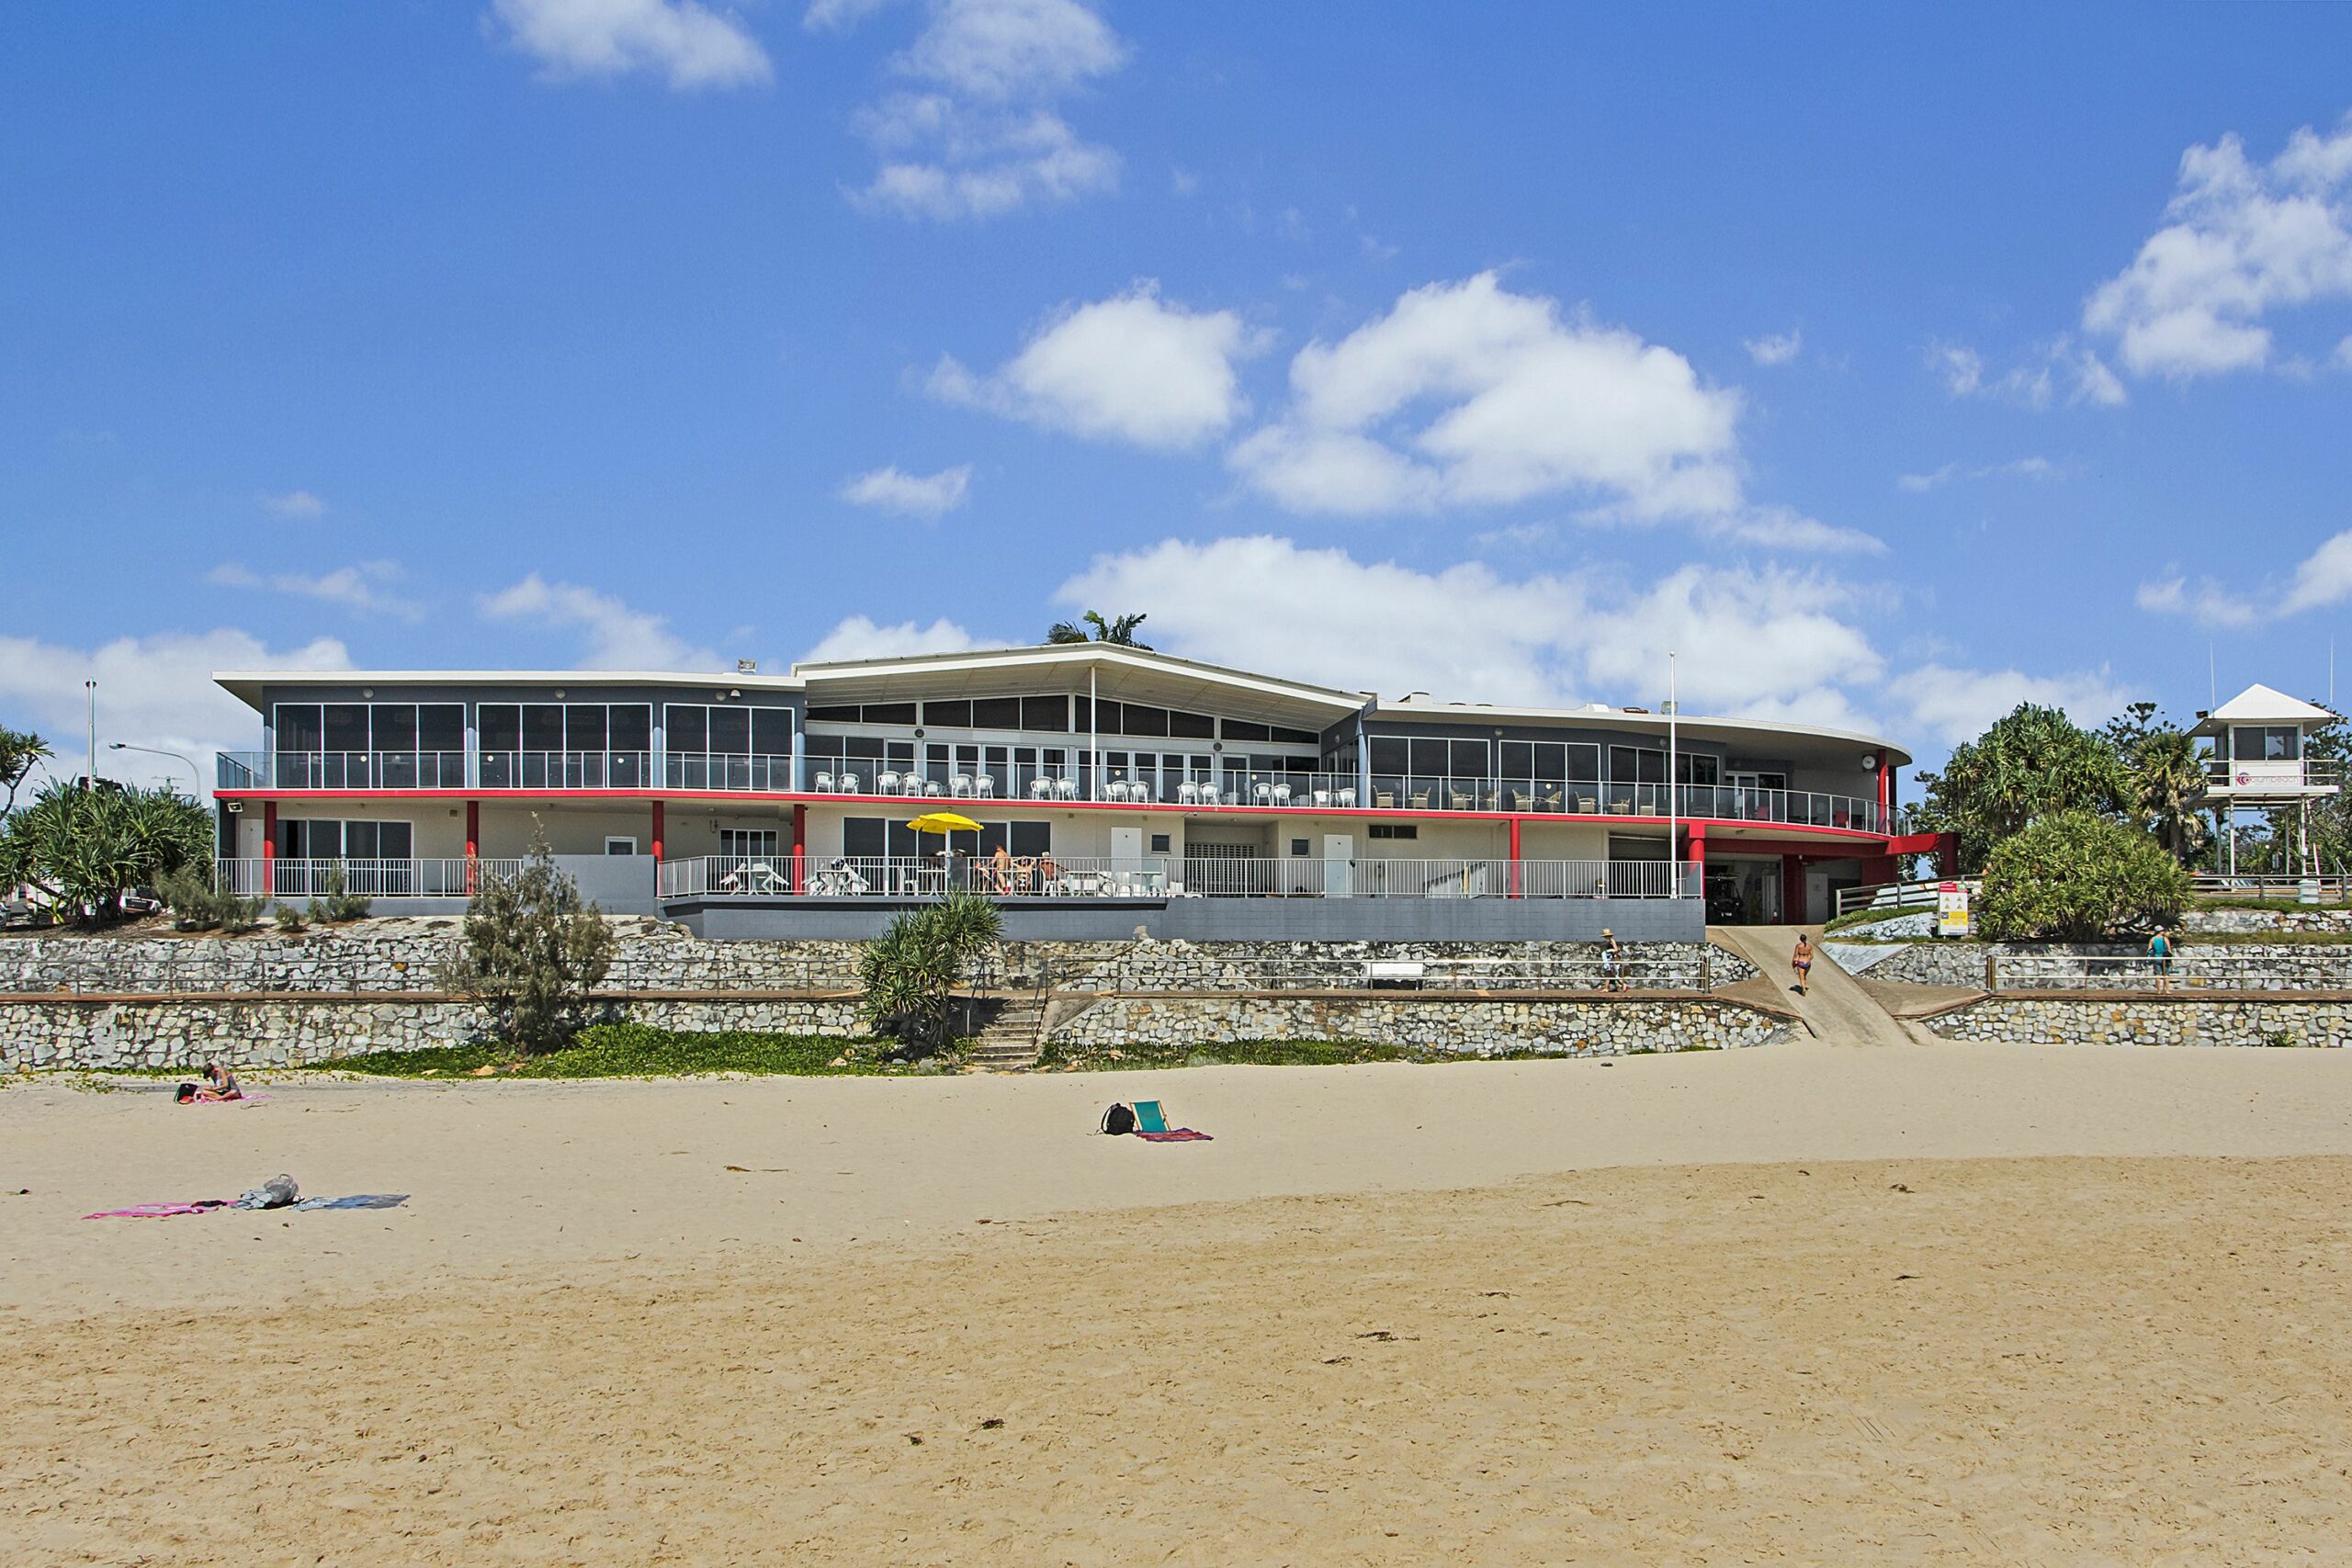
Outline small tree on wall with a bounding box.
[856,892,1003,1055]
[439,831,616,1052]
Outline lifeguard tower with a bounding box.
[2190,683,2342,878]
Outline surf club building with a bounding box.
[209,644,1949,941]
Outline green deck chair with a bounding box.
[1132,1100,1170,1134]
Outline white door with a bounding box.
[1323,832,1354,897]
[1804,868,1831,926]
[1110,824,1144,870]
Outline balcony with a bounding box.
[211,750,1897,833]
[659,853,1704,902]
[2198,759,2340,799]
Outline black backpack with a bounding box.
[1100,1103,1136,1135]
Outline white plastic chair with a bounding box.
[1272,784,1292,806]
[1337,787,1357,807]
[876,772,899,795]
[924,779,944,796]
[1253,782,1274,805]
[952,774,974,798]
[813,772,834,794]
[838,773,859,794]
[1030,777,1054,799]
[973,774,995,797]
[1055,777,1078,800]
[1179,780,1199,805]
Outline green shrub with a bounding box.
[272,903,307,933]
[856,891,1001,1056]
[1978,809,2192,940]
[313,866,372,923]
[437,829,615,1053]
[158,866,265,932]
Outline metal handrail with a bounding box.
[2189,874,2352,904]
[657,853,1703,902]
[1057,954,1713,992]
[214,858,526,898]
[1,949,854,997]
[1988,951,2352,990]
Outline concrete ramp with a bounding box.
[1710,926,1920,1048]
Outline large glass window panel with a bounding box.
[420,705,465,751]
[1222,718,1270,742]
[1121,705,1168,737]
[565,706,607,752]
[666,705,707,753]
[1566,743,1600,782]
[372,705,417,751]
[1500,741,1533,776]
[1408,739,1449,775]
[843,818,887,857]
[751,708,793,756]
[709,706,750,754]
[1609,746,1640,783]
[1271,727,1320,747]
[844,736,885,761]
[324,705,369,754]
[1449,740,1488,777]
[807,705,860,723]
[522,705,563,751]
[345,821,379,858]
[1368,737,1408,774]
[609,705,650,751]
[970,696,1021,729]
[1022,696,1069,732]
[1169,709,1213,739]
[925,700,973,728]
[478,705,520,750]
[1011,820,1051,856]
[862,702,917,726]
[276,704,323,752]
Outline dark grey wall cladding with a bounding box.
[673,896,1705,942]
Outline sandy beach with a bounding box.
[7,1042,2352,1562]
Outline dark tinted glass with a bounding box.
[1022,696,1069,731]
[372,705,417,750]
[863,702,917,725]
[325,705,369,753]
[971,696,1022,729]
[277,705,323,751]
[523,705,563,751]
[564,705,607,752]
[1011,820,1051,855]
[1169,709,1214,739]
[665,705,707,752]
[420,705,466,751]
[1221,718,1270,742]
[1271,727,1319,746]
[477,705,519,750]
[752,708,793,756]
[1121,705,1168,737]
[842,818,887,857]
[709,706,751,753]
[1500,741,1532,775]
[1409,739,1448,774]
[924,700,972,728]
[807,705,861,722]
[1450,740,1488,776]
[608,705,650,750]
[1368,737,1408,773]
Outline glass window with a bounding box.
[1222,718,1270,742]
[845,736,885,761]
[709,706,750,754]
[373,705,417,751]
[523,705,563,751]
[478,705,519,750]
[1609,745,1640,783]
[1022,696,1069,732]
[925,700,973,728]
[609,705,650,751]
[1409,739,1449,776]
[1121,705,1168,737]
[752,708,793,756]
[862,702,917,726]
[807,705,860,722]
[1532,743,1566,782]
[565,706,606,752]
[1566,743,1600,782]
[970,696,1022,729]
[1168,709,1214,739]
[1072,697,1094,732]
[1368,737,1408,774]
[420,705,466,751]
[665,705,707,753]
[1011,820,1051,856]
[1271,726,1320,747]
[1449,739,1488,777]
[324,704,369,754]
[1499,741,1533,776]
[277,705,323,751]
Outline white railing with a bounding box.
[659,853,1700,902]
[1833,878,1975,919]
[658,854,1174,900]
[1985,953,2333,991]
[266,750,470,789]
[2190,873,2352,905]
[215,858,526,898]
[1111,954,1714,991]
[479,750,654,790]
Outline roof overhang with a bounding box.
[1366,700,1911,769]
[2190,682,2339,738]
[212,670,807,715]
[794,644,1367,728]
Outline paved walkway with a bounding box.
[1712,924,1920,1047]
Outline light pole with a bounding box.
[85,680,96,791]
[108,742,201,798]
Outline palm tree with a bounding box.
[2132,728,2209,863]
[0,727,51,817]
[1045,611,1150,649]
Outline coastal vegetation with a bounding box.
[857,891,1002,1055]
[437,833,616,1051]
[1977,809,2192,940]
[0,778,210,924]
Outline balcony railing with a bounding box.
[216,858,526,898]
[660,854,1702,902]
[213,750,1896,832]
[2199,760,2341,792]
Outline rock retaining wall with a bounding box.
[1928,996,2352,1050]
[1047,995,1783,1056]
[0,994,865,1072]
[1851,941,2352,991]
[1051,939,1751,992]
[2183,907,2352,936]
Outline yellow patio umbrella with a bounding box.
[905,811,984,835]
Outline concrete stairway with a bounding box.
[967,992,1047,1071]
[1710,925,1922,1047]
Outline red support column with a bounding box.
[1781,856,1805,927]
[1687,821,1707,899]
[464,800,481,895]
[1507,816,1522,898]
[1936,831,1961,879]
[261,801,277,898]
[791,803,807,893]
[650,801,665,895]
[1876,761,1891,826]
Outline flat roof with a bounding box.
[1369,697,1911,767]
[213,670,806,711]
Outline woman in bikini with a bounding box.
[1791,932,1815,998]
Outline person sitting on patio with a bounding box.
[1037,851,1058,893]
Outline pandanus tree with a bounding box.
[0,778,211,922]
[1046,611,1150,649]
[1909,704,2133,874]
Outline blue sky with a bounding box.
[6,2,2352,792]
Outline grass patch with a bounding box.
[1034,1036,1641,1070]
[1824,906,1925,933]
[301,1023,954,1080]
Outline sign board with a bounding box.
[1936,880,1972,939]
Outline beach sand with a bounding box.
[6,1042,2352,1562]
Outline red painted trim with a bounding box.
[464,800,480,896]
[1693,838,1875,861]
[791,804,808,894]
[262,801,277,898]
[1883,832,1947,855]
[1507,817,1522,898]
[650,801,665,897]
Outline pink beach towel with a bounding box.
[186,1093,269,1107]
[1135,1129,1213,1143]
[83,1201,232,1220]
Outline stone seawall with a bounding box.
[1927,997,2352,1050]
[2184,907,2352,936]
[1047,995,1784,1057]
[0,994,865,1072]
[1849,941,2352,991]
[1051,939,1752,992]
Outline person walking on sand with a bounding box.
[1791,931,1815,998]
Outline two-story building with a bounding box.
[211,644,1949,940]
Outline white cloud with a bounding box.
[831,0,1128,220]
[2283,529,2352,615]
[838,462,973,516]
[803,0,898,30]
[1884,662,2128,746]
[1231,273,1745,523]
[209,560,423,620]
[259,489,326,520]
[1930,339,2124,410]
[801,615,983,662]
[1744,329,1802,367]
[479,573,720,669]
[1896,456,2061,493]
[1056,536,1883,718]
[2336,334,2352,369]
[1703,504,1884,556]
[2134,573,2257,629]
[929,283,1258,449]
[2084,115,2352,380]
[490,0,770,88]
[0,627,351,799]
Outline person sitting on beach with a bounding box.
[194,1062,242,1102]
[1791,932,1815,998]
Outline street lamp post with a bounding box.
[85,680,96,791]
[108,742,201,798]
